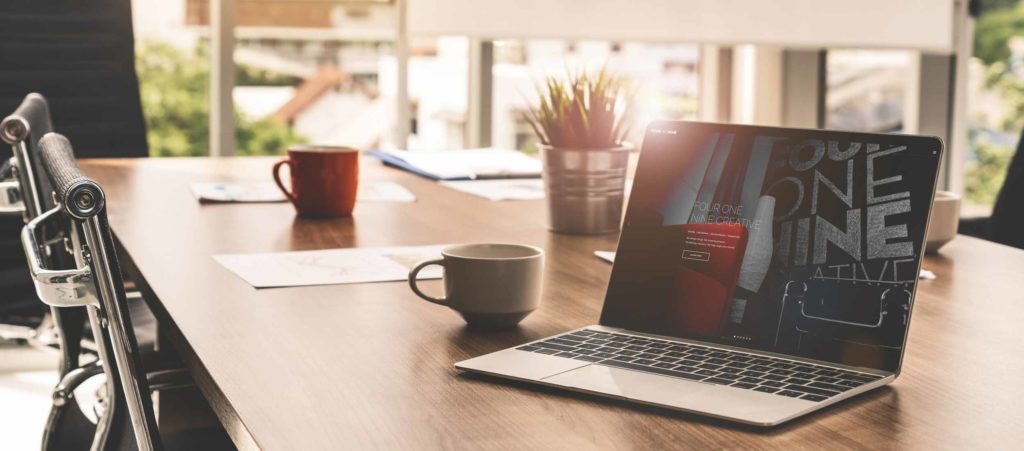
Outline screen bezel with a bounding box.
[599,120,944,374]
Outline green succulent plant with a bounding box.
[525,68,633,149]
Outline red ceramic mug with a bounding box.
[272,145,359,217]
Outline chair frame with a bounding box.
[25,132,161,451]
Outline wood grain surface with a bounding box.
[80,157,1024,450]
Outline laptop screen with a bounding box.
[601,121,942,373]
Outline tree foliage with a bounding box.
[966,136,1014,205]
[965,0,1024,205]
[136,41,306,157]
[974,1,1024,65]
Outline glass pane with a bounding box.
[226,1,396,155]
[964,0,1024,217]
[825,50,911,133]
[134,0,213,156]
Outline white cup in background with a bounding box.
[926,190,962,253]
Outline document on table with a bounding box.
[439,179,545,201]
[191,181,287,203]
[191,181,415,203]
[214,245,448,289]
[368,148,542,180]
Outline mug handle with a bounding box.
[408,259,447,306]
[272,159,297,205]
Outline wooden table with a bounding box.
[82,157,1024,449]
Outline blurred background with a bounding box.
[129,0,1024,219]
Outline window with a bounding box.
[392,38,700,152]
[825,50,912,133]
[963,0,1024,217]
[134,0,396,156]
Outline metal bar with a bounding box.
[210,0,237,157]
[52,359,104,406]
[147,368,195,392]
[86,306,117,451]
[65,221,119,451]
[12,141,41,218]
[82,216,158,451]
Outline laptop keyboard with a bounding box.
[515,329,883,403]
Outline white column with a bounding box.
[394,0,410,149]
[209,0,236,157]
[698,45,732,123]
[781,50,826,128]
[466,39,493,148]
[905,53,955,189]
[947,0,975,195]
[731,45,783,126]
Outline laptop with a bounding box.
[456,121,943,426]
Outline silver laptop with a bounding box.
[456,121,943,426]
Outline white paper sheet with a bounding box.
[594,250,616,263]
[192,181,287,203]
[191,181,415,203]
[214,244,447,288]
[439,179,545,201]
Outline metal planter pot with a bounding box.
[540,144,633,235]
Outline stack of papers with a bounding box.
[368,148,542,181]
[214,244,447,288]
[191,181,416,203]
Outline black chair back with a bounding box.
[0,0,148,158]
[988,129,1024,249]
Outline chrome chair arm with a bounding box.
[21,207,97,308]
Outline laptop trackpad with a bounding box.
[542,364,807,424]
[542,364,715,403]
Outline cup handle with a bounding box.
[408,258,447,306]
[272,159,297,205]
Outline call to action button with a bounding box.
[681,250,710,261]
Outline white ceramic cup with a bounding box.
[926,190,962,253]
[408,243,544,328]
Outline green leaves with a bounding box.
[136,41,307,157]
[525,68,632,149]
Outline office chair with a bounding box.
[1,0,150,337]
[2,95,186,450]
[0,95,95,371]
[1,94,113,450]
[23,133,233,451]
[0,93,61,341]
[774,279,910,368]
[959,128,1024,250]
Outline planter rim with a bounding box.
[538,142,636,153]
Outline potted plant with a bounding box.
[525,69,633,234]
